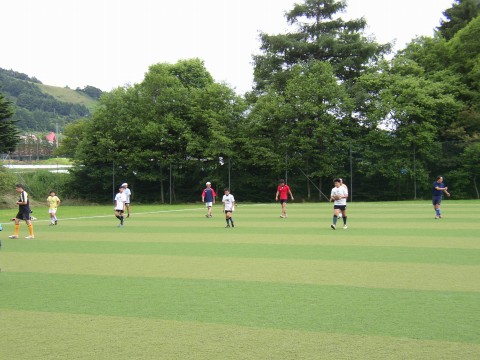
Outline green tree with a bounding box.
[458,141,480,198]
[252,0,390,92]
[399,16,480,142]
[0,92,19,153]
[353,57,462,198]
[438,0,480,40]
[64,59,245,202]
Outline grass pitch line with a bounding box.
[0,203,271,227]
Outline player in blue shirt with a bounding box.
[202,182,217,218]
[432,176,450,219]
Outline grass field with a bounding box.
[37,83,99,112]
[0,201,479,359]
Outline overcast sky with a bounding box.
[1,0,455,94]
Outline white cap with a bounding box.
[206,182,211,185]
[122,183,128,187]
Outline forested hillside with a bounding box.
[0,68,101,132]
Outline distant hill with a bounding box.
[38,84,99,112]
[0,68,101,133]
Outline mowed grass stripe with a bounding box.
[5,240,480,265]
[16,225,479,249]
[3,253,479,292]
[1,273,479,344]
[2,310,479,360]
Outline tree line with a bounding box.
[4,0,480,202]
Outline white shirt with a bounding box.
[331,186,348,206]
[222,194,235,211]
[123,188,131,203]
[114,192,127,210]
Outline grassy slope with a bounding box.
[0,201,479,359]
[37,83,98,112]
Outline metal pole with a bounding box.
[112,161,115,200]
[350,142,353,202]
[55,122,59,148]
[413,145,417,200]
[285,152,288,183]
[228,158,231,190]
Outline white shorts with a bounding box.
[205,202,213,207]
[49,208,57,214]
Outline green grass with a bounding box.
[37,83,99,112]
[1,201,479,359]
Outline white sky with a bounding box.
[1,0,454,94]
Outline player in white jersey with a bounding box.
[122,183,131,218]
[222,188,235,228]
[337,178,349,219]
[330,178,349,230]
[114,186,127,227]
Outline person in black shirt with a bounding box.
[8,184,35,239]
[432,176,450,219]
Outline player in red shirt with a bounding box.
[275,179,294,218]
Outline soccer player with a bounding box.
[275,179,294,218]
[9,184,35,239]
[330,178,349,230]
[114,186,127,227]
[222,188,235,228]
[337,178,349,219]
[47,190,61,225]
[432,176,450,219]
[122,183,132,218]
[202,181,216,218]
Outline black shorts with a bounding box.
[115,209,124,214]
[279,199,287,204]
[224,210,232,214]
[334,205,347,211]
[16,208,31,221]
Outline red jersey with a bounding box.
[277,184,291,200]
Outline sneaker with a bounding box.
[205,214,209,218]
[435,216,439,219]
[231,223,235,228]
[343,225,348,229]
[49,223,55,226]
[280,215,285,218]
[25,235,35,239]
[438,215,442,219]
[55,220,58,225]
[225,225,230,228]
[118,224,123,228]
[8,235,18,239]
[330,224,336,230]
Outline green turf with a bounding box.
[0,201,479,359]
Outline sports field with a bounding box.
[0,201,479,359]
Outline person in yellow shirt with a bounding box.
[47,190,61,225]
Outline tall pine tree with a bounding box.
[0,93,19,153]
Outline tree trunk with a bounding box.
[160,166,165,204]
